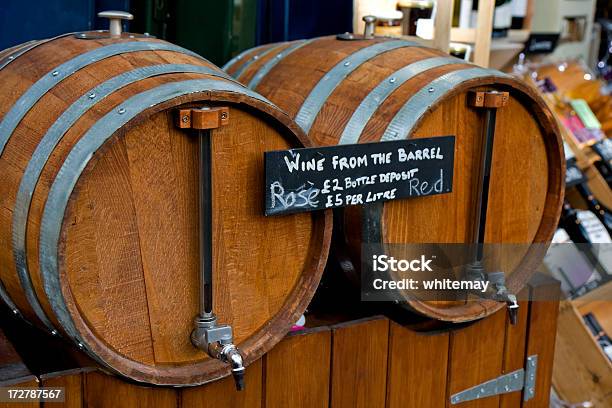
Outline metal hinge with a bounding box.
[450,355,538,404]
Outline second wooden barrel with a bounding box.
[226,36,564,322]
[0,31,331,385]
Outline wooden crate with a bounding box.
[553,282,612,407]
[0,275,559,408]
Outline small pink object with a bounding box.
[290,314,306,332]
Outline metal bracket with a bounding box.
[468,90,510,109]
[450,355,538,404]
[176,107,230,130]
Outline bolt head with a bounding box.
[363,15,377,23]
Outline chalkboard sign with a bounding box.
[565,158,587,188]
[264,136,455,216]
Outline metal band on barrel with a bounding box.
[231,42,289,80]
[338,56,464,145]
[0,41,206,156]
[248,39,314,89]
[222,42,279,72]
[0,283,21,319]
[295,40,422,133]
[0,32,77,71]
[0,33,77,318]
[12,64,228,333]
[39,78,273,368]
[382,67,511,141]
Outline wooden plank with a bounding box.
[0,378,40,408]
[330,318,388,408]
[181,359,262,408]
[572,281,612,306]
[523,274,561,408]
[63,137,155,365]
[577,300,612,337]
[523,0,534,30]
[433,0,454,52]
[474,0,495,67]
[450,28,477,43]
[500,289,530,408]
[40,369,90,408]
[446,309,507,408]
[83,371,177,408]
[264,330,331,408]
[552,302,612,406]
[386,321,449,408]
[123,111,200,364]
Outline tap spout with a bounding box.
[209,342,245,390]
[191,314,245,391]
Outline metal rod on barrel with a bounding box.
[178,107,245,390]
[466,91,518,325]
[472,108,497,263]
[199,130,214,317]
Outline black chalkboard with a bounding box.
[264,136,455,216]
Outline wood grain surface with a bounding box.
[264,330,331,408]
[330,318,389,408]
[230,36,564,323]
[0,274,560,408]
[0,35,332,385]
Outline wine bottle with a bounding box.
[560,200,591,243]
[591,139,612,185]
[583,313,612,361]
[575,183,612,234]
[511,0,527,29]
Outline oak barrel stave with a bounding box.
[0,33,331,385]
[229,36,564,322]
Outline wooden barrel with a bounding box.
[0,32,331,385]
[227,36,564,322]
